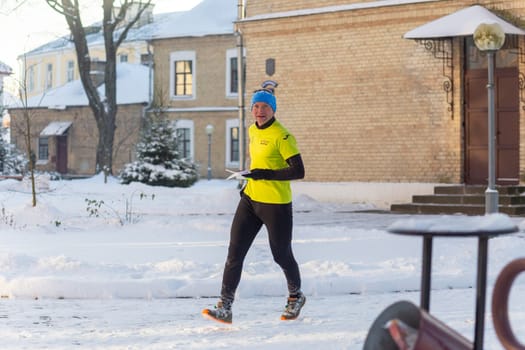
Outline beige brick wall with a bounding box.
[152,35,239,109]
[9,104,143,175]
[152,34,241,179]
[9,34,243,180]
[241,0,525,182]
[248,0,383,16]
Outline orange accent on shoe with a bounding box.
[201,308,232,324]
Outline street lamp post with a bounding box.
[205,124,214,180]
[473,23,505,214]
[471,23,506,350]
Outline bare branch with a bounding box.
[115,0,152,48]
[45,0,79,21]
[0,0,29,15]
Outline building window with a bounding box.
[230,127,239,162]
[230,57,238,94]
[170,51,195,99]
[38,137,49,160]
[177,128,191,159]
[141,53,153,66]
[45,63,53,90]
[175,61,192,95]
[173,119,194,160]
[226,48,244,97]
[119,54,128,63]
[27,66,35,92]
[67,60,75,82]
[226,119,240,167]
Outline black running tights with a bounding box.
[220,194,301,304]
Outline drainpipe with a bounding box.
[146,41,153,110]
[136,40,154,163]
[236,0,246,171]
[143,40,154,126]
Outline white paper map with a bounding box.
[225,169,250,180]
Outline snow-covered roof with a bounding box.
[404,5,525,39]
[8,63,149,109]
[40,121,72,136]
[23,20,144,57]
[241,0,441,22]
[146,0,237,40]
[23,0,237,57]
[0,60,13,75]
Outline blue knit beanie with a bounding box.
[251,90,277,112]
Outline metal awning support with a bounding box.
[404,5,525,119]
[416,38,454,118]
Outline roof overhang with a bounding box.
[404,5,525,39]
[40,121,72,136]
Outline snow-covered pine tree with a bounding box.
[0,127,27,175]
[119,116,199,187]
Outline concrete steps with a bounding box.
[390,185,525,216]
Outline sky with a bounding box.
[0,0,203,89]
[0,174,523,348]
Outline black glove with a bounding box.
[244,169,275,180]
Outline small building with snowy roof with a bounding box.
[7,63,149,175]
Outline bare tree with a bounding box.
[45,0,152,175]
[14,56,45,207]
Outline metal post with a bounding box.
[420,236,433,311]
[207,133,212,180]
[236,0,246,172]
[485,51,498,214]
[474,237,489,349]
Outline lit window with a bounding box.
[174,61,192,96]
[170,51,195,99]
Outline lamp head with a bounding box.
[473,22,506,51]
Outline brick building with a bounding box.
[8,64,148,175]
[8,0,240,179]
[148,0,241,179]
[7,0,525,192]
[238,0,525,185]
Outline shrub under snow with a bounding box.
[119,116,199,187]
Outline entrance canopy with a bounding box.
[404,5,525,39]
[40,121,72,136]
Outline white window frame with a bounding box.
[45,63,53,90]
[169,51,196,100]
[66,60,75,82]
[225,118,240,168]
[27,66,35,92]
[37,136,49,163]
[225,48,245,98]
[173,119,194,160]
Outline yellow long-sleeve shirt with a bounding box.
[243,119,300,204]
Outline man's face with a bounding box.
[251,102,274,126]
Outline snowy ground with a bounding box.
[0,175,524,349]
